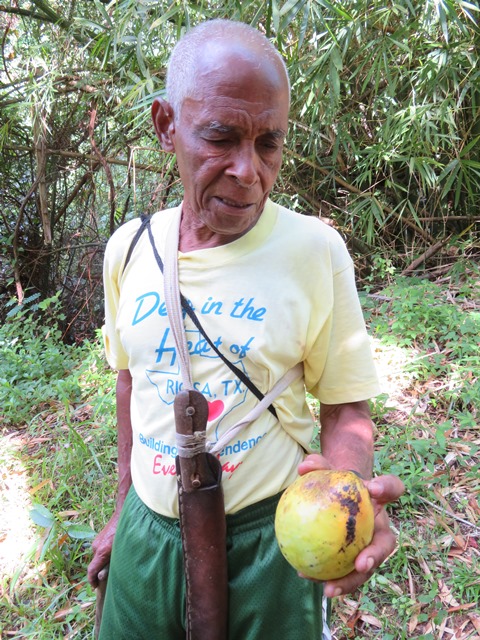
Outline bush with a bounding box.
[0,293,83,427]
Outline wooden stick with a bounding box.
[401,236,452,275]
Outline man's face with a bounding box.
[169,47,289,245]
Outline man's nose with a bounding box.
[225,142,259,187]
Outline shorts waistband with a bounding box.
[226,492,283,533]
[130,486,283,537]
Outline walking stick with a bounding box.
[94,565,109,639]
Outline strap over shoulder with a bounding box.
[121,213,151,275]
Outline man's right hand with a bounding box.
[87,511,120,588]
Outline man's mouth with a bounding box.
[217,197,252,209]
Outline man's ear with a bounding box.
[152,97,176,152]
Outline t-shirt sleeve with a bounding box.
[305,233,380,404]
[102,221,141,370]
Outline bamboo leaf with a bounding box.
[272,0,280,32]
[459,135,480,156]
[436,1,450,43]
[279,0,309,31]
[297,0,311,49]
[136,30,149,80]
[330,45,343,71]
[440,160,460,198]
[150,4,182,30]
[329,58,340,100]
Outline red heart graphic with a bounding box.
[207,400,224,421]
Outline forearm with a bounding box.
[115,368,133,510]
[87,368,133,586]
[300,400,404,597]
[319,400,374,480]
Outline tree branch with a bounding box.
[284,148,435,244]
[14,178,41,304]
[33,110,51,245]
[401,236,452,276]
[89,104,116,235]
[0,6,59,23]
[3,144,168,173]
[29,0,71,29]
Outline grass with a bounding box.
[1,262,479,639]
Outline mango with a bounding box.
[275,469,374,580]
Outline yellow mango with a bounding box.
[275,470,374,581]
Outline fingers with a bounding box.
[87,523,117,588]
[87,547,112,588]
[365,474,405,505]
[355,511,396,571]
[322,569,373,598]
[321,510,397,598]
[297,453,332,475]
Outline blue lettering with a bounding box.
[233,380,243,394]
[155,329,176,366]
[132,292,160,325]
[230,297,266,321]
[201,297,223,315]
[230,336,254,358]
[193,382,213,397]
[221,380,233,394]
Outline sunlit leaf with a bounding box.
[30,504,55,528]
[64,522,96,540]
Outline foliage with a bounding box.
[1,266,479,638]
[2,2,478,635]
[1,320,117,638]
[285,1,480,243]
[364,260,480,419]
[1,0,479,338]
[0,292,83,425]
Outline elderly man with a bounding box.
[88,18,404,639]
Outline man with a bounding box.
[88,19,404,639]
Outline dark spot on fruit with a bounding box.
[346,515,356,544]
[332,488,362,545]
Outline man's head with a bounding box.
[152,20,290,246]
[165,19,290,120]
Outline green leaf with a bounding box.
[279,0,306,18]
[436,2,450,43]
[329,59,340,100]
[30,504,55,528]
[271,0,280,32]
[459,134,480,156]
[64,523,96,540]
[330,45,343,71]
[150,5,182,30]
[279,0,308,30]
[439,159,460,197]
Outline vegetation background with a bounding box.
[1,0,479,638]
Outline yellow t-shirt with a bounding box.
[103,199,380,517]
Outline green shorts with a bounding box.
[99,486,330,640]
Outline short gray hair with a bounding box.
[166,19,290,119]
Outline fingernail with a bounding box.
[366,557,375,572]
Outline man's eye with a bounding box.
[259,141,281,151]
[205,138,229,146]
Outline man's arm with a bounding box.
[298,400,404,597]
[320,400,374,479]
[87,369,133,588]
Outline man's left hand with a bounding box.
[297,455,405,597]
